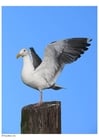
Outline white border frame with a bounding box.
[0,1,98,140]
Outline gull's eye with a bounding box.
[24,49,26,52]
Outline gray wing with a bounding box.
[36,38,92,85]
[29,47,42,69]
[56,38,92,64]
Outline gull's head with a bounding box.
[16,48,28,59]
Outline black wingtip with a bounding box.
[29,47,34,50]
[87,38,92,42]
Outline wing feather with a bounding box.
[35,38,92,85]
[29,47,42,69]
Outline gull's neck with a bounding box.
[23,54,34,71]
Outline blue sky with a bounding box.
[2,6,97,134]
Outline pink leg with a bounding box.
[39,90,43,105]
[33,90,43,107]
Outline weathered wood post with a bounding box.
[21,101,61,134]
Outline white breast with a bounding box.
[21,54,50,90]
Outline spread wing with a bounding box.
[29,47,42,69]
[35,38,92,85]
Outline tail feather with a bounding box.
[51,84,63,90]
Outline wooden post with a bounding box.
[21,101,61,134]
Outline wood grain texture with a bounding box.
[21,101,61,134]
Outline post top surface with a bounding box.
[22,101,61,110]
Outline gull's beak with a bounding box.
[16,53,22,59]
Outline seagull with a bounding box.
[16,38,92,105]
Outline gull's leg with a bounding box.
[39,90,43,105]
[34,90,43,107]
